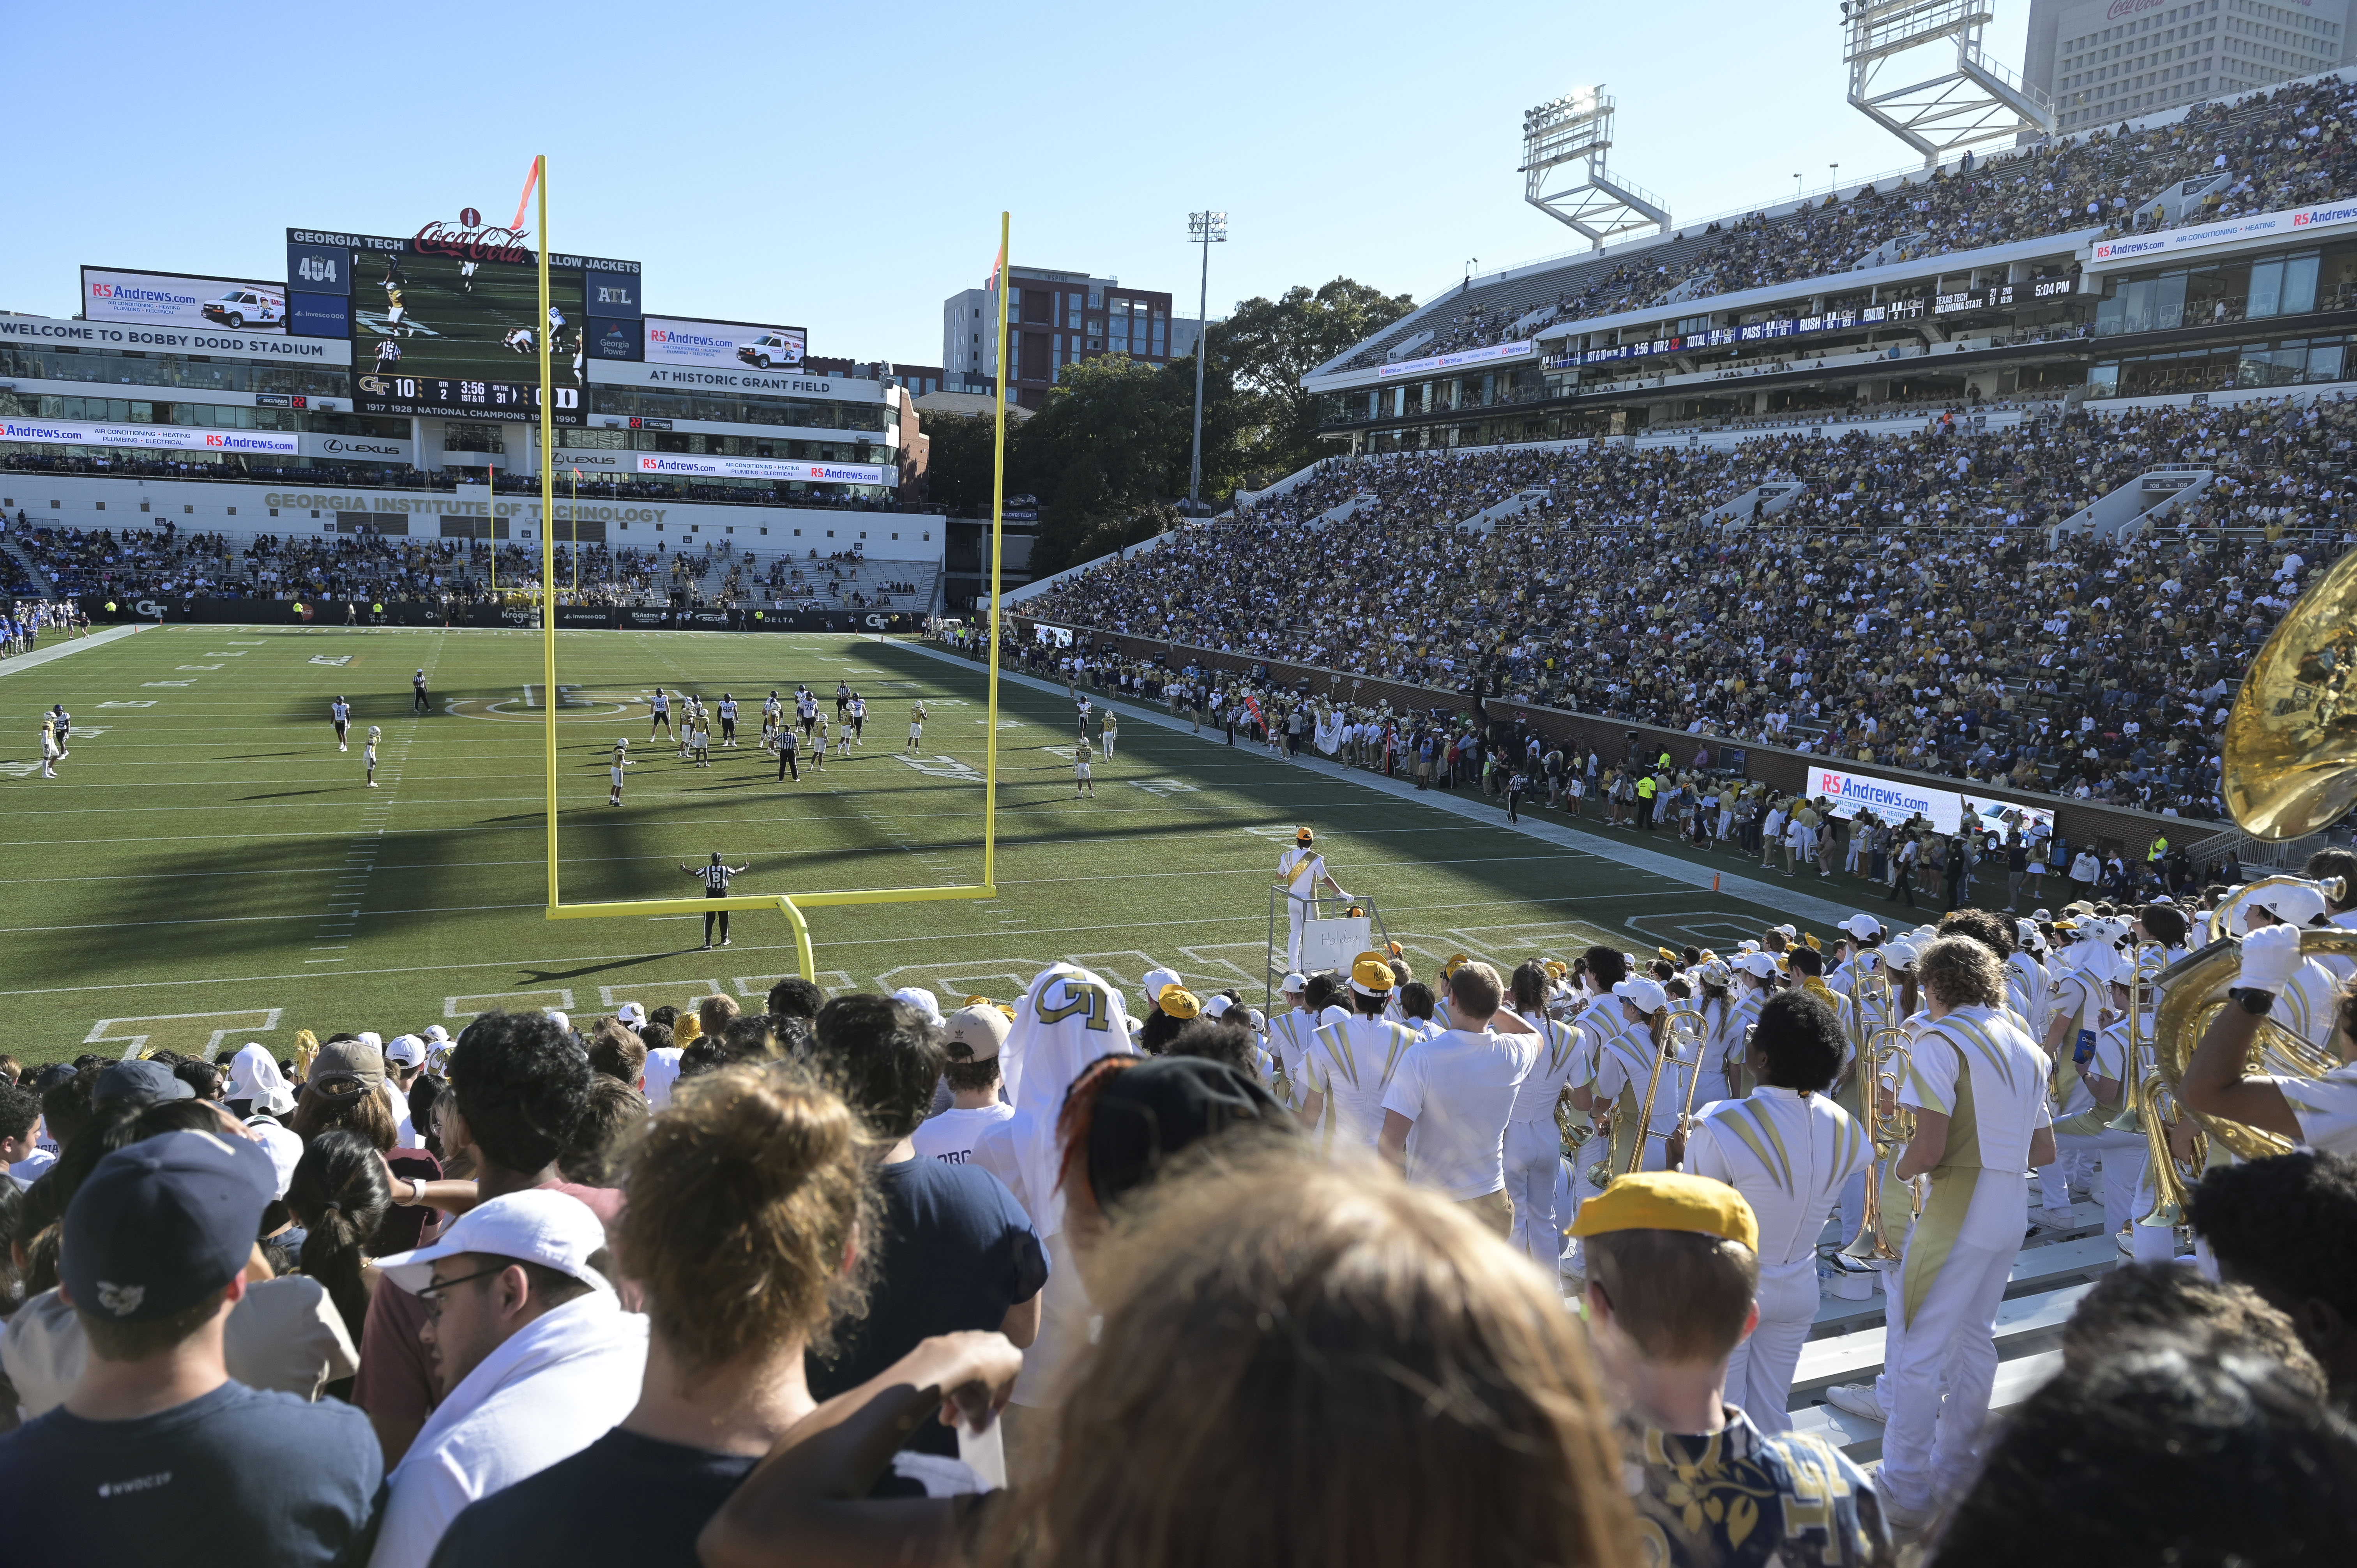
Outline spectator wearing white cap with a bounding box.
[0,1130,382,1565]
[1263,971,1315,1110]
[890,987,945,1026]
[910,1004,1016,1169]
[385,1035,428,1150]
[368,1191,647,1568]
[1378,961,1539,1236]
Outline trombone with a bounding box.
[1617,1007,1709,1181]
[1841,1022,1917,1264]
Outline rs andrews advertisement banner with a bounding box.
[1809,765,2055,839]
[0,419,300,457]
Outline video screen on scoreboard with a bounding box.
[348,249,589,425]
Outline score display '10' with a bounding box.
[366,376,578,410]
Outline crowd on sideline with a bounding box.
[1346,74,2357,371]
[2,908,2355,1564]
[1026,396,2357,817]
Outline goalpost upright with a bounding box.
[534,171,1008,981]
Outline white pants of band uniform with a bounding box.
[1724,1254,1819,1434]
[1877,1169,2028,1514]
[2057,1127,2146,1240]
[1286,895,1313,969]
[1504,1119,1565,1269]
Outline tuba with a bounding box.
[2221,539,2357,838]
[2205,874,2346,944]
[2151,927,2357,1162]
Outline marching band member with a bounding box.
[1298,958,1422,1153]
[1591,976,1687,1178]
[1676,989,1872,1434]
[2036,922,2115,1230]
[1263,973,1316,1110]
[2008,920,2051,1036]
[1276,828,1349,972]
[2221,881,2341,1059]
[1499,961,1589,1270]
[2182,922,2357,1156]
[1723,952,1778,1098]
[1686,959,1737,1107]
[1864,936,2056,1529]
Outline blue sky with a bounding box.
[4,0,2035,367]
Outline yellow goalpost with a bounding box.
[532,161,1009,980]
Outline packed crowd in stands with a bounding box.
[1,518,934,613]
[1350,74,2357,369]
[4,906,2357,1563]
[0,451,928,515]
[1029,394,2357,817]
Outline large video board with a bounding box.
[288,220,640,426]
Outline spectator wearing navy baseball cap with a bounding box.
[0,1130,380,1566]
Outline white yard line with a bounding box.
[0,624,147,679]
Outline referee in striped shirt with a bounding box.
[681,853,747,949]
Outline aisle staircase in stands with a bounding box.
[0,533,46,597]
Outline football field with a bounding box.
[0,625,1846,1067]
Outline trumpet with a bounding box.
[1842,1023,1917,1264]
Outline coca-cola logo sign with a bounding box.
[413,218,534,266]
[2104,0,2161,14]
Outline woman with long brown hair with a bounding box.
[701,1123,1638,1568]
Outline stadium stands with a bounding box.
[2,521,941,614]
[1,452,933,516]
[1336,74,2357,376]
[1027,393,2357,818]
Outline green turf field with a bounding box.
[0,625,1845,1068]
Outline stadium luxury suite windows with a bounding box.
[2094,243,2357,337]
[586,388,891,433]
[2087,332,2349,397]
[0,344,349,399]
[558,429,875,464]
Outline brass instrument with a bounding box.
[1842,1023,1918,1264]
[2205,874,2346,943]
[2135,1068,2206,1233]
[2099,943,2170,1137]
[1553,1086,1596,1158]
[2221,535,2357,838]
[2151,927,2357,1162]
[1618,1008,1707,1180]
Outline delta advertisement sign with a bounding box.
[2089,196,2357,269]
[631,453,887,486]
[0,418,299,457]
[1809,765,2056,839]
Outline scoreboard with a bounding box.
[353,374,581,422]
[289,221,638,429]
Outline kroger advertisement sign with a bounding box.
[0,418,300,457]
[2088,196,2357,270]
[643,316,807,372]
[632,453,887,486]
[1809,766,2055,839]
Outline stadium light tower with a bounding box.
[1841,0,2053,168]
[1519,88,1670,251]
[1186,209,1226,514]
